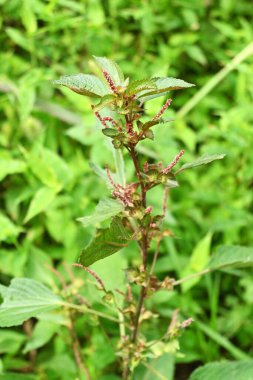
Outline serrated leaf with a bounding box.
[189,360,253,380]
[0,278,62,327]
[78,217,130,266]
[25,187,57,222]
[93,56,124,86]
[139,77,195,101]
[53,74,110,97]
[102,128,120,137]
[176,153,225,173]
[78,198,123,227]
[208,245,253,271]
[126,78,157,95]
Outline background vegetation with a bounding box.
[0,0,253,379]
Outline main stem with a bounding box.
[123,144,149,379]
[129,146,146,208]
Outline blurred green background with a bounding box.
[1,0,253,379]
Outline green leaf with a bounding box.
[189,360,253,380]
[0,330,25,354]
[0,284,7,298]
[53,74,110,97]
[181,232,212,292]
[78,217,130,266]
[28,146,73,190]
[113,146,126,187]
[6,27,31,51]
[93,56,124,86]
[23,320,59,353]
[126,78,157,96]
[196,321,250,361]
[102,128,120,137]
[24,187,57,222]
[137,353,174,380]
[21,0,37,34]
[0,374,37,380]
[176,153,226,173]
[65,124,90,145]
[208,245,253,271]
[77,198,124,227]
[144,129,154,140]
[93,94,117,112]
[89,162,109,182]
[0,158,27,181]
[139,77,195,101]
[89,162,118,188]
[0,278,62,327]
[0,213,21,242]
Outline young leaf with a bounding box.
[93,56,124,86]
[0,278,62,327]
[176,153,225,174]
[78,217,130,266]
[93,94,117,112]
[189,360,253,380]
[53,74,110,97]
[102,128,120,137]
[24,187,57,223]
[208,245,253,271]
[139,77,195,101]
[77,198,123,227]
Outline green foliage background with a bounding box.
[0,0,253,379]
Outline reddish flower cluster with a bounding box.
[94,112,122,131]
[102,70,117,93]
[145,206,153,214]
[143,162,149,173]
[126,121,134,136]
[162,150,185,174]
[106,165,137,207]
[94,111,109,128]
[152,98,172,120]
[180,317,194,329]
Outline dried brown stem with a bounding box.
[68,317,91,380]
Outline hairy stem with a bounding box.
[129,146,146,208]
[123,142,150,379]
